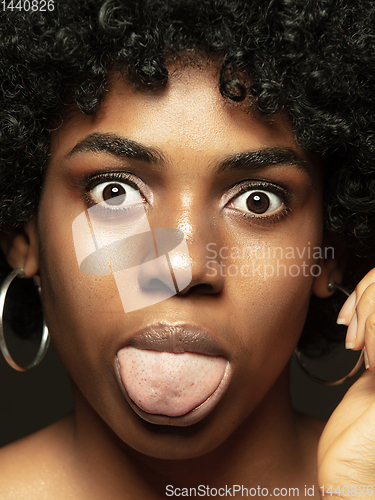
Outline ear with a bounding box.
[312,232,347,298]
[0,217,39,278]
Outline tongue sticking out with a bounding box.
[117,347,227,417]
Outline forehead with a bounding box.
[50,65,306,165]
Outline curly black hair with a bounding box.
[0,0,374,353]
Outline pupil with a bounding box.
[246,192,270,214]
[103,184,126,206]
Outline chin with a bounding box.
[116,410,231,460]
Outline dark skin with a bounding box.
[1,64,375,499]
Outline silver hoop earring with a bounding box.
[294,281,364,386]
[0,268,50,371]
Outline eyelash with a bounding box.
[81,172,291,225]
[81,171,145,217]
[228,181,291,226]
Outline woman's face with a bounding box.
[37,65,324,459]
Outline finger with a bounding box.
[337,289,356,326]
[337,268,375,325]
[364,311,375,370]
[349,282,375,351]
[345,308,357,349]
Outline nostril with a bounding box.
[178,282,219,296]
[137,254,177,295]
[146,277,176,293]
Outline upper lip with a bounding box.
[125,323,230,358]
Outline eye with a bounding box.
[230,189,283,215]
[90,181,141,208]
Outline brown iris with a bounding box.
[102,184,126,206]
[246,192,270,214]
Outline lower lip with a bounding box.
[115,354,232,427]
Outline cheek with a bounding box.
[221,218,322,373]
[37,192,121,375]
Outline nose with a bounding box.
[175,236,225,296]
[137,221,226,298]
[137,228,191,295]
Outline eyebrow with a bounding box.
[217,148,310,175]
[65,132,165,164]
[65,132,310,175]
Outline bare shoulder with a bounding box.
[0,414,76,500]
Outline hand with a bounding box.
[318,269,375,499]
[337,269,375,368]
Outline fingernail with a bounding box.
[345,311,357,349]
[364,346,370,370]
[337,291,356,325]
